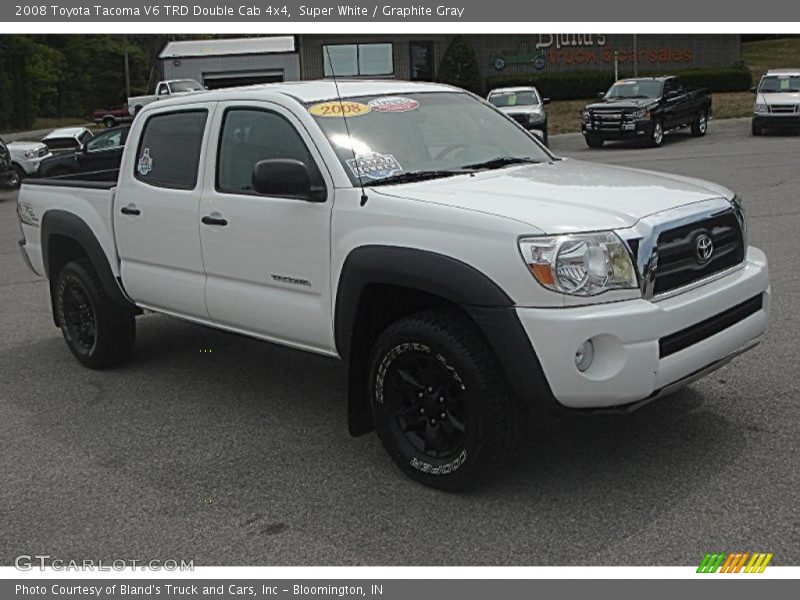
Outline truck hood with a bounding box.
[7,141,47,151]
[585,98,657,111]
[497,105,545,116]
[373,159,733,234]
[757,91,800,105]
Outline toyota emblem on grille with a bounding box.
[696,234,714,263]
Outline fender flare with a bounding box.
[334,245,514,359]
[40,210,133,321]
[334,245,556,435]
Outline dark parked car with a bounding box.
[0,137,13,187]
[38,126,129,178]
[582,76,712,148]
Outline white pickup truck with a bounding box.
[17,80,770,490]
[127,79,205,116]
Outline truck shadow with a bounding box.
[3,314,746,565]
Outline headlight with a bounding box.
[528,112,545,124]
[519,232,638,296]
[582,110,591,123]
[754,103,768,114]
[628,108,650,121]
[24,150,35,159]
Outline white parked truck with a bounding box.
[17,81,770,489]
[127,79,205,116]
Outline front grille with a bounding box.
[770,104,798,114]
[590,111,625,130]
[36,146,48,157]
[652,209,745,296]
[659,294,763,358]
[510,114,527,125]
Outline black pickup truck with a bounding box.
[582,76,712,148]
[0,137,13,187]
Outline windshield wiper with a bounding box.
[368,169,471,186]
[462,156,541,171]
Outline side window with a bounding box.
[86,130,123,153]
[664,79,678,95]
[216,108,323,195]
[157,83,169,96]
[135,110,208,190]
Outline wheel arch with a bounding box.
[41,210,134,326]
[335,245,556,436]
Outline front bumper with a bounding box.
[517,247,770,409]
[582,119,653,140]
[753,114,800,129]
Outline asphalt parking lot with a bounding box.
[1,117,798,566]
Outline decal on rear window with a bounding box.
[346,153,402,180]
[137,148,153,176]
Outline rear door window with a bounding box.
[134,110,208,190]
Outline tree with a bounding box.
[437,35,482,94]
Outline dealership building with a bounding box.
[160,34,740,90]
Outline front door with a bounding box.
[199,102,335,353]
[78,127,128,172]
[114,104,214,319]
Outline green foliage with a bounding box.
[486,66,753,101]
[0,35,153,130]
[437,35,482,94]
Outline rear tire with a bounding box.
[55,258,135,369]
[103,116,116,128]
[584,134,604,149]
[691,110,708,137]
[368,309,520,491]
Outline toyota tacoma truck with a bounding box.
[17,81,769,490]
[582,76,712,148]
[751,69,800,135]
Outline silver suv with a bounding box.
[752,69,800,135]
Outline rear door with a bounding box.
[114,103,215,319]
[78,128,128,172]
[198,101,336,353]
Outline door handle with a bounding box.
[120,204,140,216]
[202,213,228,227]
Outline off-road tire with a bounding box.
[584,133,604,149]
[55,258,135,369]
[368,309,521,491]
[691,110,708,137]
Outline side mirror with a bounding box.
[542,97,551,105]
[665,90,678,98]
[750,86,757,93]
[597,92,606,99]
[252,159,324,202]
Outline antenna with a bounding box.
[324,45,369,207]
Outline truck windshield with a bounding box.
[170,80,204,93]
[759,75,800,93]
[307,92,551,185]
[605,80,663,99]
[488,91,540,107]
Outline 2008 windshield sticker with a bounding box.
[367,96,420,113]
[346,153,403,180]
[308,101,370,117]
[137,148,153,175]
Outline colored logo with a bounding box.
[367,96,420,113]
[137,148,153,176]
[697,552,773,573]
